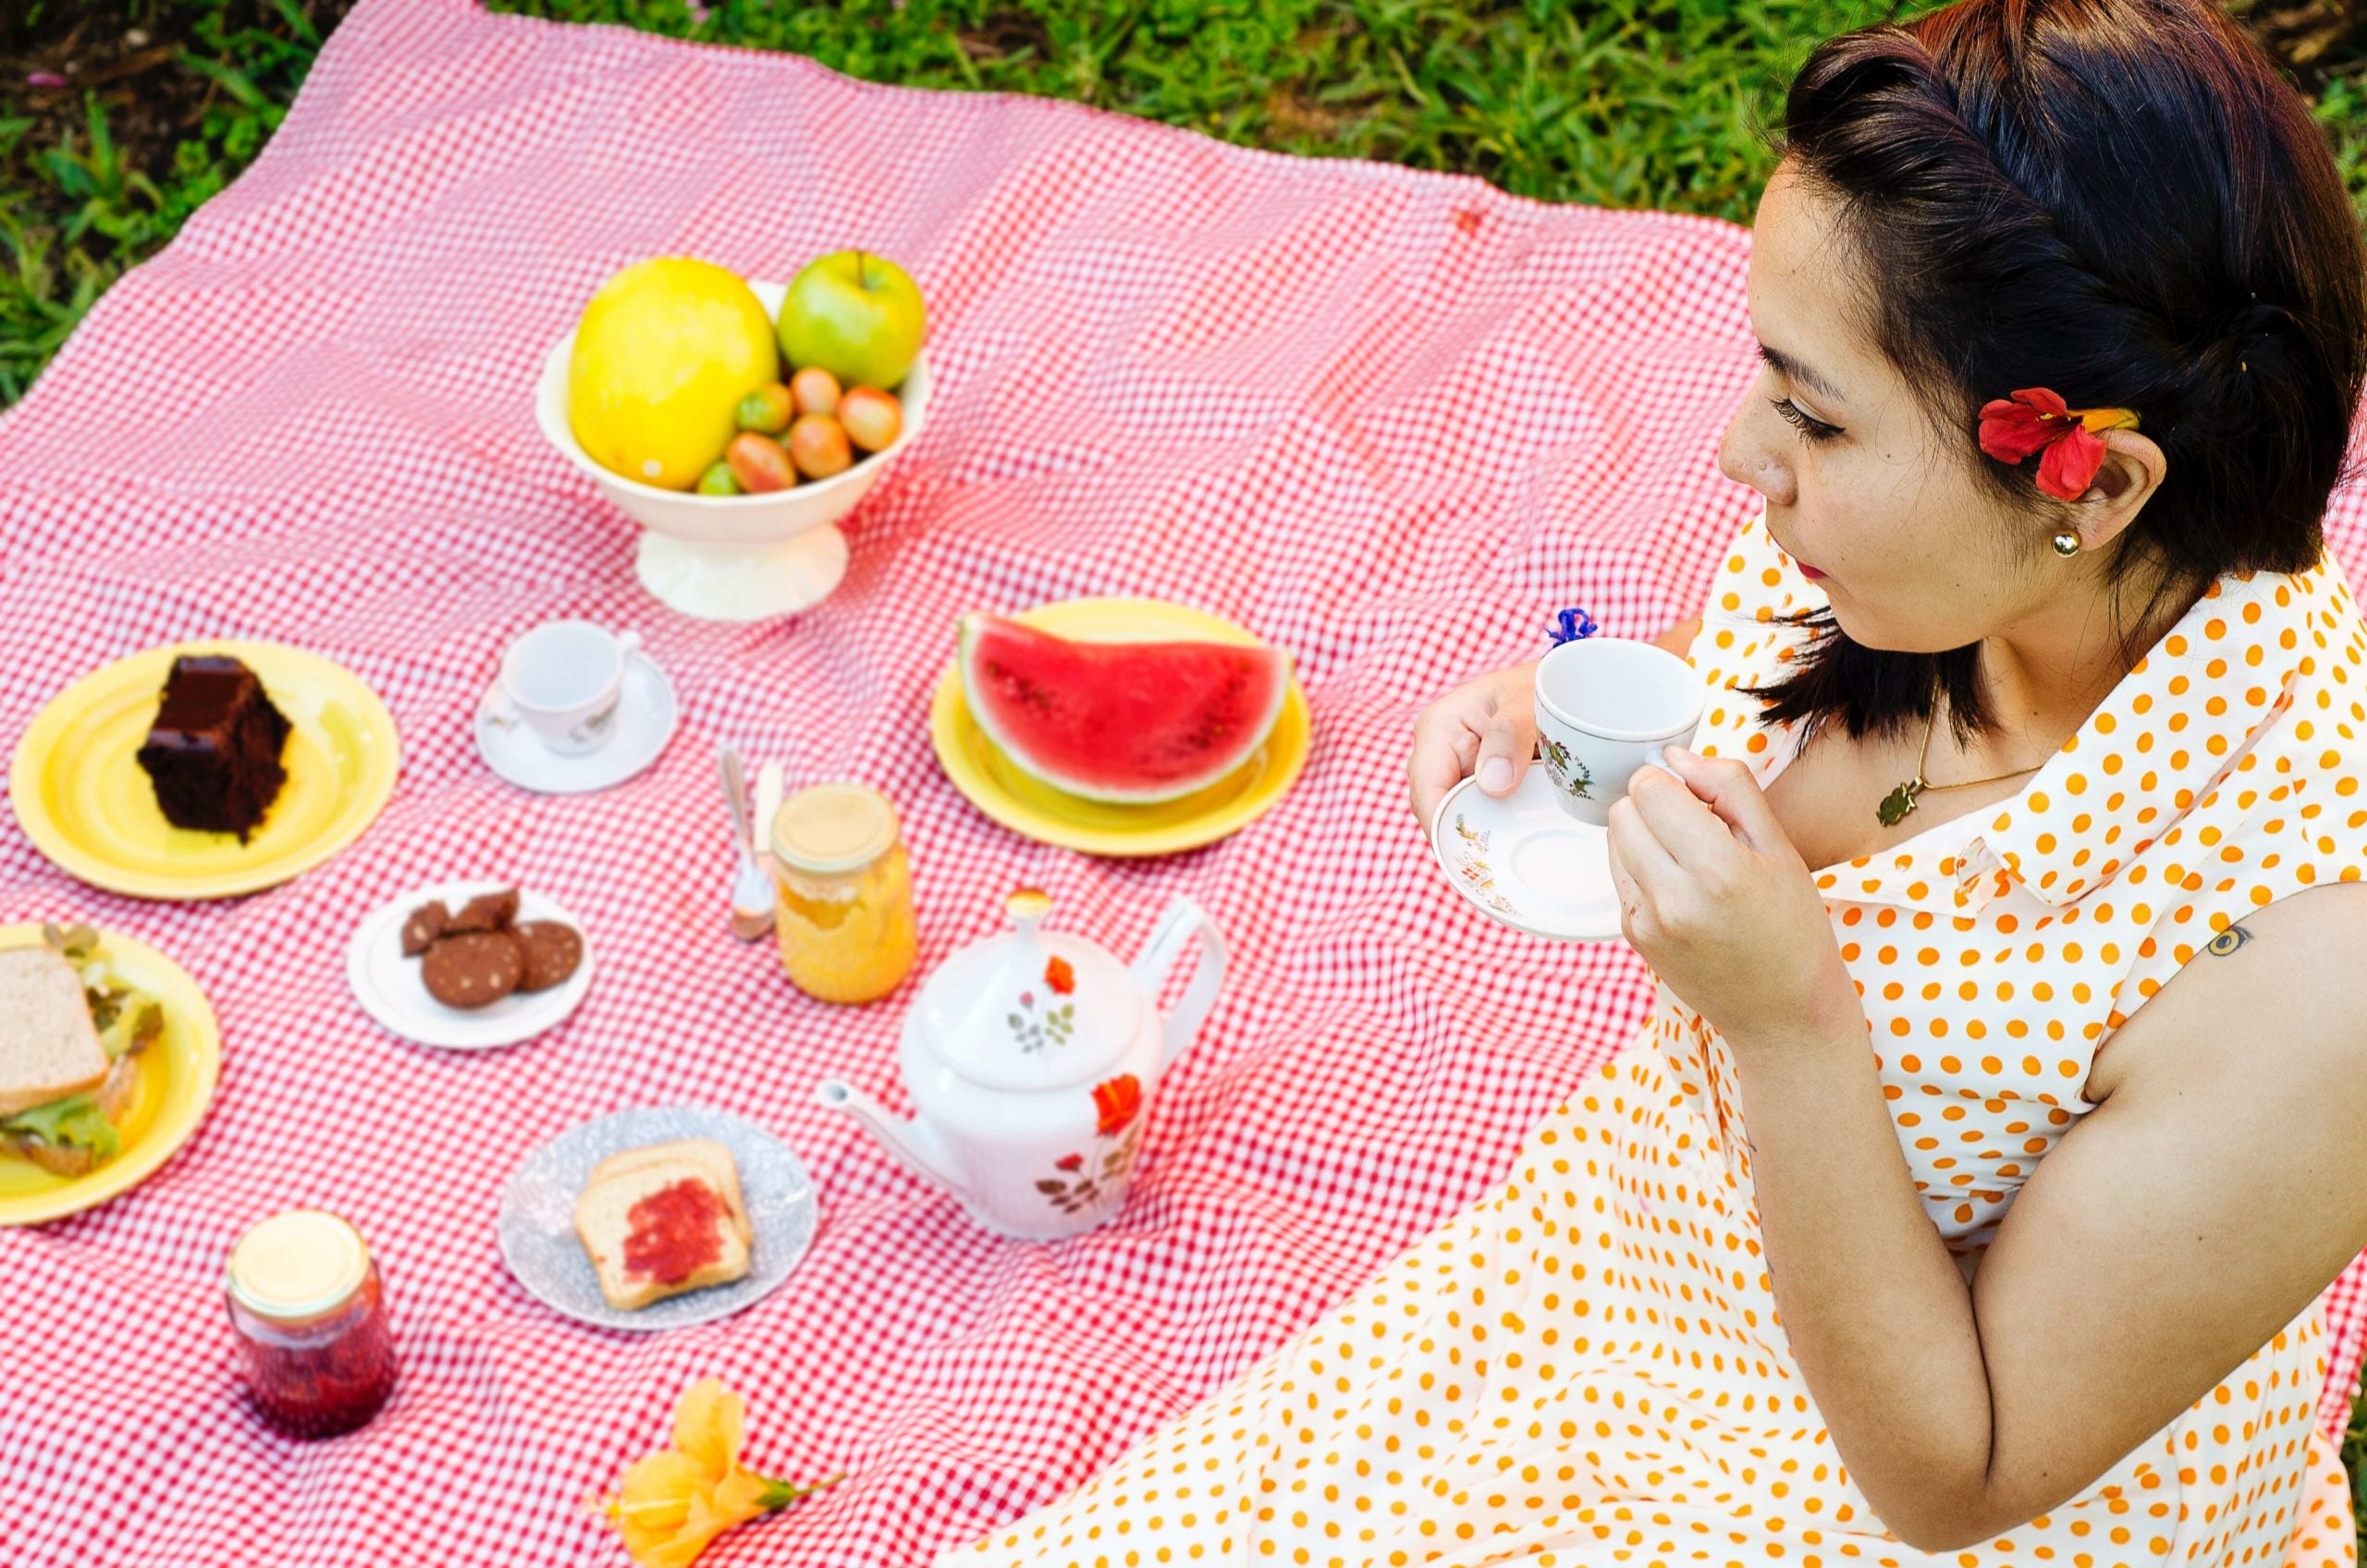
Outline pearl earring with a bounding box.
[2052,531,2080,557]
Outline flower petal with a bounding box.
[2037,426,2107,500]
[671,1378,746,1481]
[2010,386,2071,417]
[1977,400,2057,463]
[708,1469,775,1525]
[610,1451,703,1558]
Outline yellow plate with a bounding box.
[10,641,400,900]
[928,596,1312,858]
[0,925,222,1226]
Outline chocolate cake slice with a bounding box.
[134,655,291,841]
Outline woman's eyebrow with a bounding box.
[1757,341,1846,405]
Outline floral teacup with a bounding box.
[1533,637,1704,826]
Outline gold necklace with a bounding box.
[1876,703,2047,827]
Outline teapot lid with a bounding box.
[911,889,1140,1093]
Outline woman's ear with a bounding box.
[2069,428,2167,550]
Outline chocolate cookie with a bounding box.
[447,887,520,936]
[399,900,449,957]
[512,921,583,994]
[421,931,524,1010]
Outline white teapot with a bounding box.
[816,888,1225,1240]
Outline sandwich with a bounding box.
[0,929,165,1177]
[573,1138,754,1311]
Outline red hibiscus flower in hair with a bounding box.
[1977,386,2140,502]
[1092,1074,1143,1137]
[1044,956,1075,996]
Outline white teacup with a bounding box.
[1533,637,1706,826]
[482,621,643,756]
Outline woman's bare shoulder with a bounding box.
[2085,879,2367,1105]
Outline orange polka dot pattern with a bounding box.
[935,510,2362,1568]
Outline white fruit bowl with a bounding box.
[534,279,931,623]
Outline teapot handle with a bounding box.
[1132,896,1225,1068]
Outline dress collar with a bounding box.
[1967,556,2346,907]
[1737,549,2353,914]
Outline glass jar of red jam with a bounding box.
[225,1208,397,1439]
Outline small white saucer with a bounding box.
[348,878,594,1050]
[473,650,678,795]
[1429,769,1625,941]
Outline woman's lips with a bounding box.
[1797,562,1827,582]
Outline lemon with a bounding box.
[567,258,779,491]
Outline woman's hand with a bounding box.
[1407,659,1539,826]
[1604,746,1858,1049]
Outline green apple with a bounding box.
[778,251,926,391]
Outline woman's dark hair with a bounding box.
[1750,0,2367,742]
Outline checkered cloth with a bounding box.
[3,2,2362,1562]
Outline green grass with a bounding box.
[4,0,2367,1539]
[1,0,330,400]
[494,0,1856,218]
[11,0,2356,406]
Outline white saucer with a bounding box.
[347,878,595,1050]
[473,651,678,795]
[497,1105,817,1333]
[1429,769,1625,941]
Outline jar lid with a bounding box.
[908,888,1141,1092]
[770,782,898,875]
[227,1208,370,1324]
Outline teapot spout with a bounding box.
[815,1079,963,1191]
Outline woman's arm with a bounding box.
[1731,878,2367,1550]
[1650,614,1702,658]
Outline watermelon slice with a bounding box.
[958,612,1293,803]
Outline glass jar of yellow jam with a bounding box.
[768,781,918,1004]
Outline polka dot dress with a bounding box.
[938,510,2365,1567]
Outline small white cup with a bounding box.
[481,621,643,756]
[1533,637,1706,826]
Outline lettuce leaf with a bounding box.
[0,1096,119,1159]
[98,1000,163,1061]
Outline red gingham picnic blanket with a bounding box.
[5,2,2364,1562]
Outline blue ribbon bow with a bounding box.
[1548,607,1598,647]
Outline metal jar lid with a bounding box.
[770,781,899,876]
[227,1208,371,1327]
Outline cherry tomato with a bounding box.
[787,415,853,480]
[735,384,794,435]
[695,461,742,496]
[838,386,903,453]
[790,367,842,419]
[726,432,796,493]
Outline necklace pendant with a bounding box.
[1877,778,1924,828]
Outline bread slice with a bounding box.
[0,949,108,1120]
[574,1157,751,1311]
[587,1138,753,1245]
[1,1057,138,1178]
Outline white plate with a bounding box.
[347,879,594,1050]
[497,1105,817,1333]
[1429,768,1625,941]
[473,650,679,795]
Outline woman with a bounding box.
[940,0,2367,1559]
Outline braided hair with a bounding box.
[1748,0,2367,742]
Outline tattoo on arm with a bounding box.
[2205,924,2254,958]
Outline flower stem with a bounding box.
[757,1471,845,1512]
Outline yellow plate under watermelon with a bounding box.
[928,596,1312,858]
[0,924,222,1226]
[10,641,400,900]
